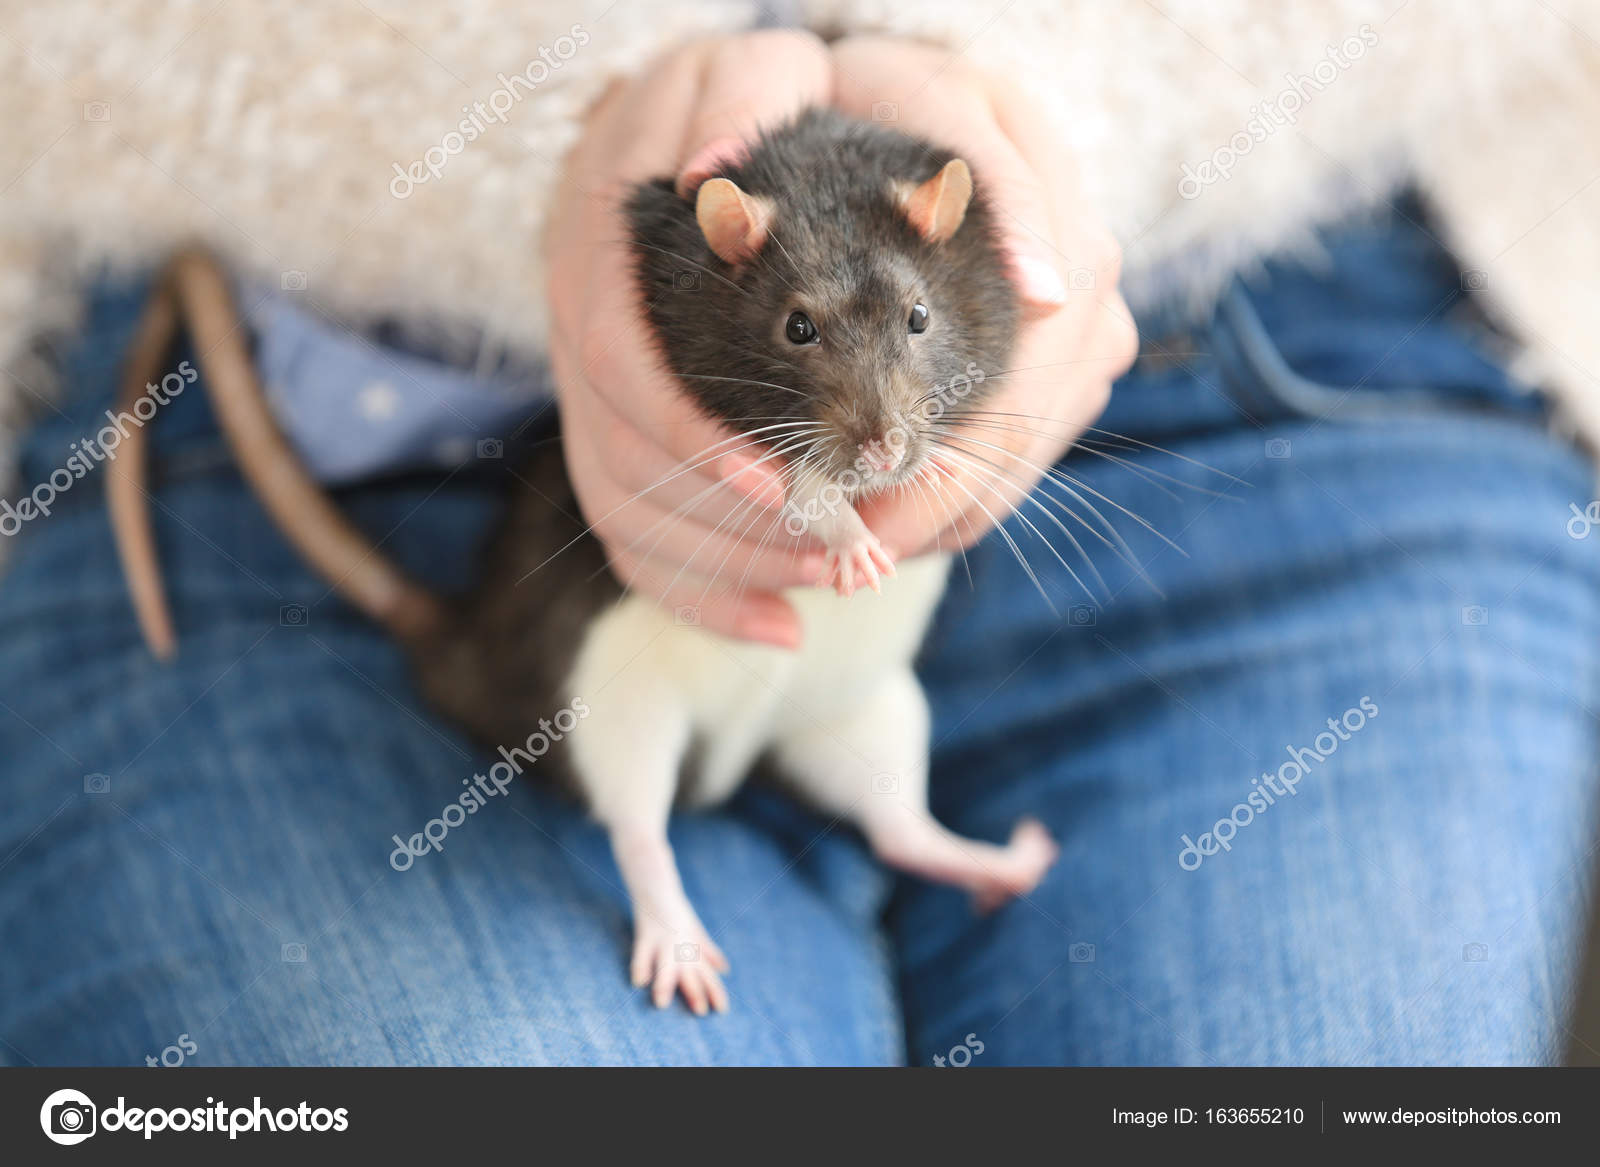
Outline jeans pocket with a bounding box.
[1212,279,1545,429]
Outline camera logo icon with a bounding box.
[1068,268,1096,291]
[1461,605,1488,627]
[476,438,504,460]
[1461,269,1488,291]
[674,942,700,964]
[40,1088,96,1145]
[871,101,899,122]
[673,605,700,626]
[281,942,308,963]
[1463,942,1489,962]
[673,270,701,292]
[83,101,111,123]
[279,603,308,627]
[84,773,110,795]
[1068,942,1096,963]
[1265,437,1292,460]
[1068,604,1097,627]
[871,772,900,794]
[280,270,308,292]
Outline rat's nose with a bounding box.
[858,438,905,475]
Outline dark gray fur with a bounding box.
[413,108,1019,780]
[629,107,1018,483]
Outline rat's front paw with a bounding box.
[818,531,896,598]
[630,915,730,1016]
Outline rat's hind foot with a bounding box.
[871,813,1059,913]
[969,817,1060,914]
[630,912,730,1016]
[602,822,731,1016]
[819,530,896,597]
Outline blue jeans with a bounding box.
[3,199,1597,1065]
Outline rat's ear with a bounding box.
[896,159,973,244]
[695,178,773,265]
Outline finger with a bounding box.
[987,77,1130,316]
[611,543,789,617]
[831,40,1069,309]
[556,235,792,510]
[540,49,774,493]
[611,548,801,649]
[597,41,716,182]
[558,387,807,563]
[551,331,789,540]
[546,42,806,520]
[612,490,818,584]
[917,399,1122,557]
[862,309,1118,555]
[544,44,709,274]
[935,430,1068,555]
[675,29,833,196]
[618,507,824,595]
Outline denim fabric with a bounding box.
[903,201,1600,1065]
[2,198,1597,1065]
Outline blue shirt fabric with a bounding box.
[240,286,552,485]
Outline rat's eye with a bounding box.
[908,303,930,334]
[785,311,819,345]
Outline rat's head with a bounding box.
[630,113,1020,499]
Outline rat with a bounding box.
[108,107,1059,1015]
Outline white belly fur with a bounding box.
[563,553,952,810]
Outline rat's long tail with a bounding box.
[108,248,445,659]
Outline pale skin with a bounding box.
[543,31,1139,647]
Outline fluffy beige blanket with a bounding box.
[1,0,1595,502]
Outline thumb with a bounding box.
[674,30,833,196]
[829,39,1071,310]
[929,122,1072,311]
[664,30,833,505]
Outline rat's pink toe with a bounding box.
[852,548,881,593]
[680,973,708,1016]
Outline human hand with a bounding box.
[829,37,1139,559]
[543,30,833,648]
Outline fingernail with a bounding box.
[677,136,749,198]
[1012,253,1068,307]
[720,452,785,509]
